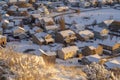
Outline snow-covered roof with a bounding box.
[68,0,80,3]
[99,36,120,46]
[78,30,94,37]
[70,24,85,32]
[9,5,18,11]
[13,26,25,31]
[38,8,44,12]
[44,51,56,56]
[89,46,96,50]
[103,20,114,26]
[105,57,120,68]
[23,25,30,32]
[42,17,54,23]
[32,14,41,18]
[39,49,56,56]
[86,54,101,63]
[91,25,107,32]
[45,25,58,30]
[59,30,75,37]
[8,22,14,27]
[3,19,9,24]
[34,32,49,38]
[18,8,28,11]
[0,35,6,38]
[61,46,79,54]
[4,14,9,17]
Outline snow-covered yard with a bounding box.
[7,41,63,55]
[7,40,41,55]
[64,8,120,25]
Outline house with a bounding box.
[0,35,7,47]
[57,46,79,60]
[80,1,91,8]
[12,26,27,39]
[82,44,103,56]
[6,0,17,3]
[89,25,109,39]
[99,20,120,31]
[36,17,58,31]
[0,28,3,35]
[66,0,80,7]
[18,8,28,12]
[79,54,101,65]
[32,26,43,33]
[55,30,76,43]
[39,49,56,66]
[12,19,22,26]
[99,37,120,55]
[76,30,94,41]
[31,14,41,23]
[109,20,120,31]
[55,6,69,12]
[8,5,18,12]
[70,24,85,33]
[105,57,120,69]
[32,32,54,45]
[6,0,28,3]
[37,0,62,2]
[7,22,14,28]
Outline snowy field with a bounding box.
[7,41,41,55]
[7,41,63,55]
[64,8,120,25]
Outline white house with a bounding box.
[77,30,94,41]
[32,32,55,45]
[57,46,79,60]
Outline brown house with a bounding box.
[99,20,120,31]
[76,30,94,41]
[57,46,79,60]
[99,37,120,55]
[109,20,120,31]
[0,35,7,47]
[39,49,56,66]
[55,30,76,43]
[32,32,54,45]
[82,45,103,56]
[35,17,58,31]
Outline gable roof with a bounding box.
[105,57,120,68]
[59,30,75,37]
[39,49,56,56]
[31,14,41,18]
[103,20,114,26]
[35,32,48,38]
[99,36,120,46]
[61,46,79,54]
[78,30,94,37]
[85,54,101,63]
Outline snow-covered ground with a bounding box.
[7,40,41,55]
[64,8,120,25]
[7,41,63,55]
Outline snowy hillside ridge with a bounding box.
[0,48,119,80]
[0,48,87,80]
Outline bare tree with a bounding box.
[59,16,65,30]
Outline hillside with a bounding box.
[0,48,120,80]
[0,48,87,80]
